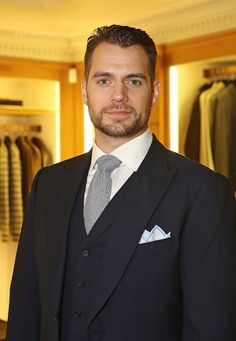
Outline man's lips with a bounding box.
[107,109,129,115]
[106,109,131,116]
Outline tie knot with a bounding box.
[96,155,121,174]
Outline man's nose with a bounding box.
[111,83,128,103]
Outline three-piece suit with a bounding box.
[6,136,236,341]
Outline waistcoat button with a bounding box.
[73,312,82,318]
[82,249,89,257]
[77,280,85,287]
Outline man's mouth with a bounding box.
[105,105,133,117]
[107,109,130,116]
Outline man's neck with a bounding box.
[94,129,146,154]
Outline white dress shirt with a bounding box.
[84,129,153,203]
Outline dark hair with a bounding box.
[84,24,157,81]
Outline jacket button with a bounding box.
[73,312,82,318]
[54,316,59,323]
[82,249,89,257]
[77,280,85,288]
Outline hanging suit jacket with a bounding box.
[213,84,236,190]
[6,136,236,341]
[16,136,42,211]
[32,137,52,167]
[5,137,24,241]
[16,136,34,211]
[199,82,225,171]
[0,139,10,242]
[184,83,212,162]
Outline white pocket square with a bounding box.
[139,225,171,244]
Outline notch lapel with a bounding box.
[87,138,176,326]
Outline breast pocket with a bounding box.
[134,237,175,256]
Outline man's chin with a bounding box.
[96,123,145,138]
[99,127,129,138]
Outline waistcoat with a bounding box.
[60,173,132,341]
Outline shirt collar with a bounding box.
[89,128,153,173]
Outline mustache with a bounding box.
[102,104,135,113]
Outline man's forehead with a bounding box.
[91,42,147,57]
[89,43,149,71]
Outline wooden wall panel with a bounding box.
[60,70,76,160]
[150,45,170,146]
[0,56,67,80]
[74,62,85,156]
[163,29,236,66]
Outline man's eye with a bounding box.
[97,79,110,85]
[128,79,142,86]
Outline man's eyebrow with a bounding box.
[92,72,112,78]
[92,72,147,79]
[125,73,147,79]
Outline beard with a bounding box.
[88,103,151,138]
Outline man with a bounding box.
[6,25,236,341]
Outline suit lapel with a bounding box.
[87,138,176,326]
[47,152,91,314]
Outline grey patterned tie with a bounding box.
[84,155,121,234]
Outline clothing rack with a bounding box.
[0,124,41,135]
[204,64,236,78]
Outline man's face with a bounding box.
[82,42,159,139]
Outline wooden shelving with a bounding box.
[0,107,56,116]
[204,64,236,78]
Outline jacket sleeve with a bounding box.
[181,173,236,341]
[6,170,42,341]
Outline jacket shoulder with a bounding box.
[165,147,234,195]
[40,151,91,174]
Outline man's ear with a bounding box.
[151,80,160,107]
[81,79,88,105]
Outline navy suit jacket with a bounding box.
[6,136,236,341]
